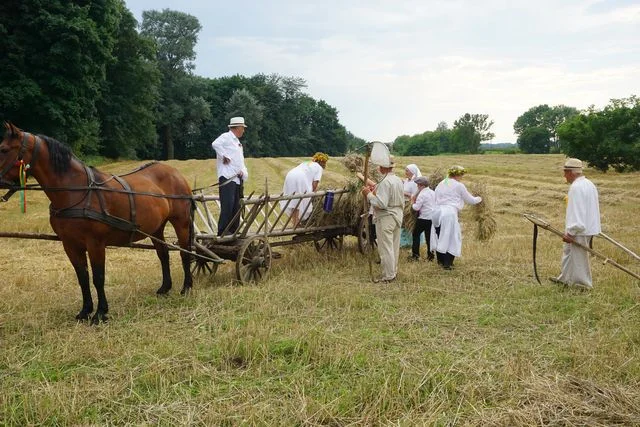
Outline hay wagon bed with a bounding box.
[0,186,371,284]
[191,186,371,283]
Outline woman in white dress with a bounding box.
[432,165,482,269]
[281,152,328,226]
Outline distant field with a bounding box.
[1,154,639,425]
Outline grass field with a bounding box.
[1,154,640,425]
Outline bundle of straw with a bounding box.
[340,151,384,182]
[468,182,497,241]
[402,201,416,232]
[305,179,364,228]
[427,168,445,190]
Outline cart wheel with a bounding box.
[236,236,272,284]
[191,256,219,277]
[314,235,344,252]
[357,216,377,254]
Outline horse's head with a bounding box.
[0,122,27,185]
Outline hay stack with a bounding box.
[468,182,497,241]
[305,179,364,228]
[340,151,384,182]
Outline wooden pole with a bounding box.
[598,232,640,262]
[523,214,640,281]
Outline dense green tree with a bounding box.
[558,96,640,172]
[517,126,551,154]
[140,9,209,159]
[0,0,120,153]
[514,104,578,153]
[97,2,160,159]
[452,113,494,153]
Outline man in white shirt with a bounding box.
[554,158,601,288]
[211,117,249,235]
[362,157,404,283]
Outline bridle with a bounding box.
[0,131,41,182]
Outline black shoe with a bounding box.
[408,255,420,262]
[427,253,435,262]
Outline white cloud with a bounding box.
[126,0,640,142]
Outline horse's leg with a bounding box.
[87,243,108,325]
[62,242,93,320]
[172,217,193,296]
[153,227,173,295]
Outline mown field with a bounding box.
[1,154,640,425]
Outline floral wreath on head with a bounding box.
[447,165,466,177]
[312,152,329,163]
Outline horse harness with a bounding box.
[0,131,42,201]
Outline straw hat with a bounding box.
[228,117,247,128]
[563,158,583,170]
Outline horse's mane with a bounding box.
[38,134,73,176]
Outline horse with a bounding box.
[0,122,194,324]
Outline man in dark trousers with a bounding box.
[211,117,248,235]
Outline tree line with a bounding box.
[1,1,637,171]
[0,2,355,160]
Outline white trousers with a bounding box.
[557,235,593,288]
[375,214,401,280]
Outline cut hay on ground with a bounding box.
[469,181,497,241]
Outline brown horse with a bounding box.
[0,122,194,324]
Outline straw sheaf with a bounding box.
[340,152,384,182]
[428,168,445,191]
[305,179,364,228]
[402,201,416,231]
[468,181,497,241]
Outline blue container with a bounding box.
[323,191,334,212]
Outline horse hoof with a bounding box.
[156,287,171,295]
[91,313,108,325]
[180,286,191,296]
[76,312,91,321]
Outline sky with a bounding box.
[124,0,640,143]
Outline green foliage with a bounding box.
[514,104,578,153]
[517,126,552,154]
[0,0,121,153]
[558,96,640,172]
[453,113,495,154]
[140,9,209,159]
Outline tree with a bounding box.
[140,9,209,159]
[0,0,120,153]
[558,96,640,172]
[452,113,494,153]
[517,126,551,154]
[514,104,578,153]
[225,88,265,156]
[97,2,160,159]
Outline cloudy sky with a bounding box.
[124,0,639,143]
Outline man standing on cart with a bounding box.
[211,117,249,236]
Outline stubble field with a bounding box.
[1,153,640,425]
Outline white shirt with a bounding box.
[403,179,418,197]
[293,161,323,184]
[211,130,248,185]
[566,176,601,236]
[412,187,436,220]
[434,177,481,211]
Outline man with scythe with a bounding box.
[361,154,404,283]
[552,158,601,289]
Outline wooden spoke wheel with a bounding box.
[236,236,272,284]
[191,256,219,277]
[314,234,344,252]
[357,216,377,254]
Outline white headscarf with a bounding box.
[405,164,422,180]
